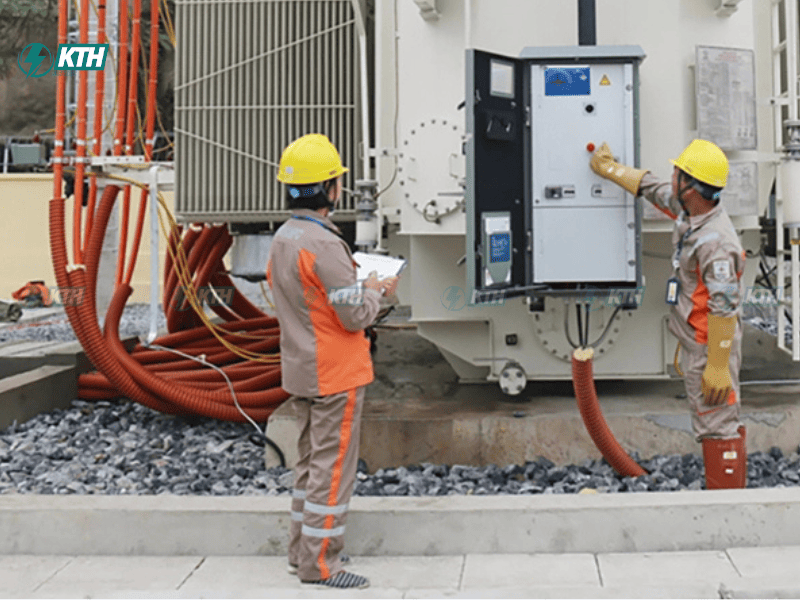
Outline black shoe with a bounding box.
[301,570,369,589]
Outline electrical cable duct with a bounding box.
[49,0,290,430]
[572,347,646,478]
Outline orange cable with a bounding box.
[53,0,68,205]
[84,0,108,255]
[113,0,131,286]
[73,0,91,264]
[119,0,144,286]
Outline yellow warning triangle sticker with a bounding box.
[600,75,611,86]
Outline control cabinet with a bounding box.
[466,46,646,301]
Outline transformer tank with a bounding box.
[373,0,771,386]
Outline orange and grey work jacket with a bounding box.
[266,209,382,397]
[639,173,746,347]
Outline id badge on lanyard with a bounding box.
[665,277,680,305]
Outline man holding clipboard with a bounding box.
[266,134,399,589]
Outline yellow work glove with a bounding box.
[701,314,737,406]
[589,143,648,196]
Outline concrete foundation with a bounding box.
[267,320,800,469]
[0,330,134,430]
[3,307,800,472]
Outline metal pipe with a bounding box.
[351,0,370,180]
[148,165,161,344]
[578,0,596,46]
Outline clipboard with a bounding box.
[353,252,407,281]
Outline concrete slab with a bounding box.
[726,545,800,578]
[0,365,77,430]
[178,556,457,596]
[177,556,305,594]
[0,555,72,598]
[460,553,600,589]
[409,584,722,599]
[180,556,460,598]
[30,555,203,598]
[340,556,463,591]
[598,550,739,587]
[719,579,800,599]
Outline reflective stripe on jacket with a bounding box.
[267,209,381,397]
[639,173,745,346]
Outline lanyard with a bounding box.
[672,227,693,270]
[291,214,339,236]
[673,216,712,270]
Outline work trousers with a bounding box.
[680,328,743,440]
[287,387,364,581]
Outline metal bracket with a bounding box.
[715,0,744,17]
[91,160,176,192]
[412,0,440,21]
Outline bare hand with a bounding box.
[379,276,399,297]
[363,271,381,293]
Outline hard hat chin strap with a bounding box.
[677,171,693,213]
[677,171,722,211]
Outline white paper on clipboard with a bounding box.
[353,252,407,281]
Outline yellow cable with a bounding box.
[674,343,684,378]
[100,173,280,362]
[160,0,177,46]
[259,280,276,310]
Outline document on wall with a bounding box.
[696,45,757,151]
[353,252,407,281]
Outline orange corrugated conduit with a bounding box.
[50,0,290,428]
[567,300,646,478]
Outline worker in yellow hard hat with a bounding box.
[267,134,398,589]
[590,139,747,490]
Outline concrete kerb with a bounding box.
[2,488,800,557]
[0,337,139,430]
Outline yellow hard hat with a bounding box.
[670,139,728,188]
[277,134,349,185]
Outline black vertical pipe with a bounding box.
[578,0,596,46]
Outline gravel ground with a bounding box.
[0,304,168,345]
[1,399,798,496]
[1,303,797,496]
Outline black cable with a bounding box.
[759,251,792,325]
[589,305,623,348]
[583,303,590,348]
[248,432,286,468]
[564,300,579,349]
[576,302,584,347]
